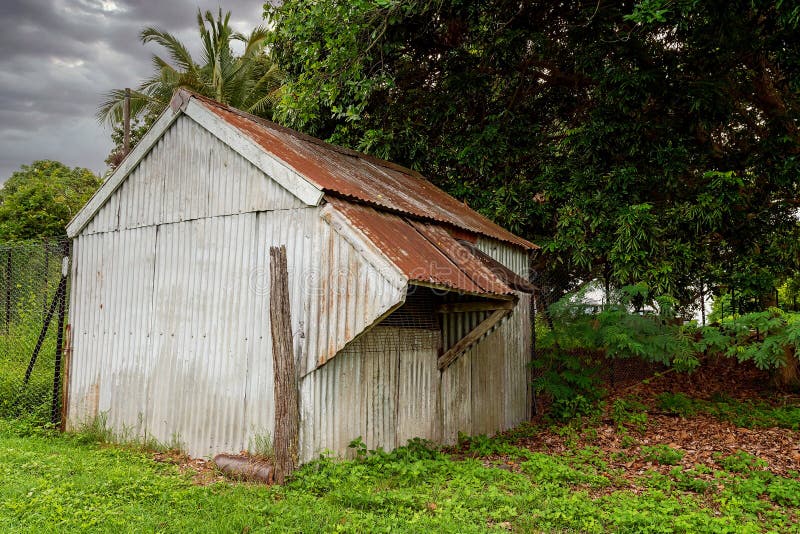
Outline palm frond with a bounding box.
[140,27,198,76]
[95,89,155,125]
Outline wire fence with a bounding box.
[0,238,70,426]
[529,268,665,415]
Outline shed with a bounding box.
[65,89,538,462]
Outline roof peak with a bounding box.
[178,89,536,250]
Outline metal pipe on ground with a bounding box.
[213,454,274,484]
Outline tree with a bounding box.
[0,161,101,241]
[98,9,283,166]
[267,0,800,308]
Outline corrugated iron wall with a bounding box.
[298,326,441,462]
[300,239,532,460]
[83,115,303,236]
[68,115,405,458]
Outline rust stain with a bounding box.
[186,91,537,251]
[327,198,514,297]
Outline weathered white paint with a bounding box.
[183,100,324,207]
[83,115,304,235]
[66,107,182,237]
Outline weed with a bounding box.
[619,431,638,449]
[640,444,684,465]
[611,396,649,433]
[714,450,768,473]
[656,392,699,417]
[73,412,114,444]
[669,468,712,493]
[249,432,274,461]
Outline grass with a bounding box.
[0,419,798,533]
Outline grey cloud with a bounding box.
[0,0,266,181]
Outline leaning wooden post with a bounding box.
[270,246,299,484]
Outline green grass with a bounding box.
[0,420,798,533]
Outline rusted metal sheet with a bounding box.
[326,197,514,297]
[83,115,303,235]
[192,93,536,251]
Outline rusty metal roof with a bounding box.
[326,197,518,297]
[188,92,537,251]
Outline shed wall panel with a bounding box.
[476,237,529,278]
[396,329,441,445]
[300,327,443,462]
[83,115,304,235]
[69,205,405,458]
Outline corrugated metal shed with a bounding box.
[66,89,537,462]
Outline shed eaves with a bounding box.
[325,197,517,298]
[188,92,537,251]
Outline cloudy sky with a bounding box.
[0,0,266,181]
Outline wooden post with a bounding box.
[700,282,706,326]
[270,246,298,483]
[51,248,69,425]
[60,325,72,432]
[123,88,131,155]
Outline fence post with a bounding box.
[51,247,69,425]
[43,242,49,322]
[4,249,10,335]
[270,246,298,483]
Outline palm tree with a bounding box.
[97,9,282,141]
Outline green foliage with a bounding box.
[267,0,800,300]
[714,451,769,473]
[0,161,101,240]
[98,9,283,164]
[656,392,698,417]
[709,309,800,374]
[640,445,685,466]
[540,285,701,371]
[611,397,649,433]
[532,358,605,422]
[537,287,800,420]
[1,421,797,532]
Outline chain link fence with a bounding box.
[0,239,70,426]
[529,267,664,416]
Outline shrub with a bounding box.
[656,392,698,417]
[714,451,768,473]
[640,444,684,465]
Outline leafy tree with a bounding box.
[99,9,283,166]
[267,0,800,306]
[0,161,101,240]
